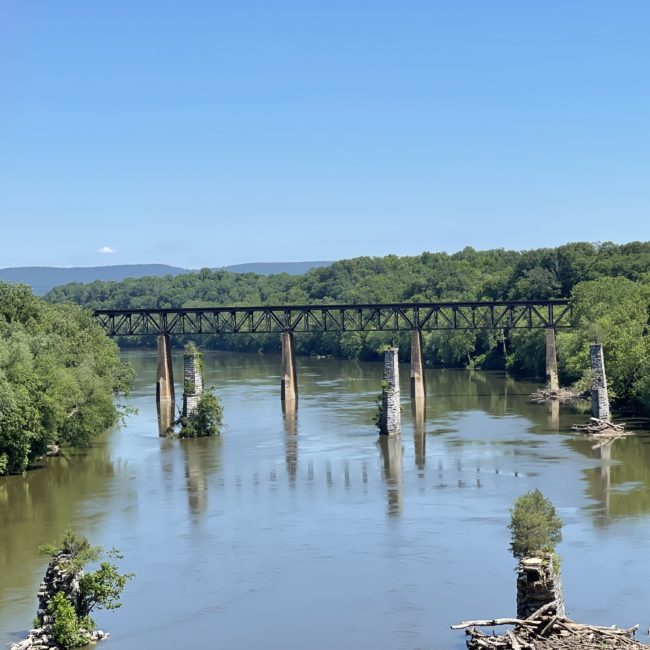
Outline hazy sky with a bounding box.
[1,1,648,268]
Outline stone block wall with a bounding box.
[379,347,401,435]
[516,554,565,619]
[182,351,203,418]
[589,343,610,421]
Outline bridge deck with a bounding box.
[93,300,571,336]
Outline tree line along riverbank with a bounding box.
[0,283,133,476]
[47,242,650,413]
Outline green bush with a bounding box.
[48,592,93,648]
[40,531,133,647]
[509,489,563,558]
[177,391,224,438]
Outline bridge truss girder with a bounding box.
[93,301,571,337]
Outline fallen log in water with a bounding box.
[452,601,646,649]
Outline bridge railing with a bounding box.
[93,300,572,337]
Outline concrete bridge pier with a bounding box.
[590,343,610,421]
[281,331,298,403]
[156,334,175,436]
[156,334,175,405]
[379,347,401,435]
[182,348,203,418]
[410,330,426,400]
[545,328,559,391]
[412,397,426,470]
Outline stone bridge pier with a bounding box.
[379,347,401,435]
[182,348,203,418]
[590,343,610,421]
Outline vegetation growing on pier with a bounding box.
[46,241,650,411]
[176,343,224,438]
[0,282,133,475]
[177,392,224,437]
[509,489,563,559]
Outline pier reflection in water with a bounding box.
[3,350,650,650]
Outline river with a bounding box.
[2,350,650,649]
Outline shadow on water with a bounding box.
[565,432,650,523]
[283,401,298,482]
[378,435,403,517]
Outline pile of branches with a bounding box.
[452,602,646,649]
[572,417,629,437]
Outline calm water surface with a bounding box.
[2,350,650,649]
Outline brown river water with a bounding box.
[2,350,650,649]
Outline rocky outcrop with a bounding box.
[11,552,108,650]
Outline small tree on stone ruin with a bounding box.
[509,488,563,559]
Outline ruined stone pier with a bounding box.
[590,343,610,421]
[182,348,203,418]
[379,347,401,435]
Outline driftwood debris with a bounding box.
[452,601,646,649]
[572,417,630,437]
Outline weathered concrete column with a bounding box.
[410,330,426,399]
[589,343,610,421]
[182,349,203,418]
[157,398,175,436]
[379,347,401,435]
[545,328,559,392]
[156,334,175,405]
[517,554,565,618]
[281,331,298,403]
[413,397,426,470]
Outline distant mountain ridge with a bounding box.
[0,262,333,295]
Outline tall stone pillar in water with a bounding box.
[410,330,426,399]
[379,347,401,435]
[182,349,203,418]
[281,331,297,403]
[545,328,559,392]
[589,343,610,421]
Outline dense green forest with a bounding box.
[47,242,650,411]
[0,283,133,475]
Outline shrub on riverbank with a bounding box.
[0,283,133,475]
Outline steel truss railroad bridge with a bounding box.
[93,300,571,337]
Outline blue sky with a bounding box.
[1,1,648,268]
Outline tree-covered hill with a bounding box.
[47,242,650,412]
